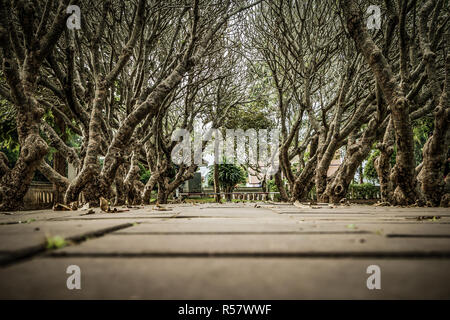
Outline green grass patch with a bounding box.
[45,236,68,249]
[184,197,218,204]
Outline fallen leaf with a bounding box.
[152,205,172,211]
[100,197,110,212]
[69,202,78,210]
[417,216,441,221]
[80,209,95,216]
[53,203,72,211]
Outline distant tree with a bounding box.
[208,162,246,202]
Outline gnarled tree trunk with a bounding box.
[418,51,450,205]
[52,115,67,204]
[341,0,419,205]
[326,118,380,203]
[417,3,450,206]
[0,0,68,210]
[213,163,221,203]
[375,119,395,203]
[274,171,289,202]
[290,136,319,202]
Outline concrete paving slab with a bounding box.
[174,207,277,218]
[111,220,450,236]
[0,206,180,223]
[1,204,450,299]
[52,233,450,256]
[135,215,449,227]
[50,215,172,221]
[0,211,79,224]
[333,223,450,236]
[269,205,450,216]
[112,222,369,234]
[0,220,134,252]
[284,216,450,224]
[48,209,179,221]
[0,257,449,299]
[137,217,297,226]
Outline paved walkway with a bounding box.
[0,202,449,299]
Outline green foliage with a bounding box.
[0,99,19,166]
[207,161,247,192]
[291,163,300,176]
[223,63,275,131]
[364,149,380,183]
[364,147,397,184]
[138,162,151,184]
[184,197,217,204]
[266,178,278,192]
[348,183,380,199]
[413,117,433,165]
[137,162,177,187]
[66,127,82,148]
[224,105,275,131]
[266,177,288,193]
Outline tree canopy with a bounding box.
[0,0,448,209]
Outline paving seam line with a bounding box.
[111,231,372,235]
[45,251,450,259]
[0,223,136,268]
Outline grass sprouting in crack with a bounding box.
[45,236,68,249]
